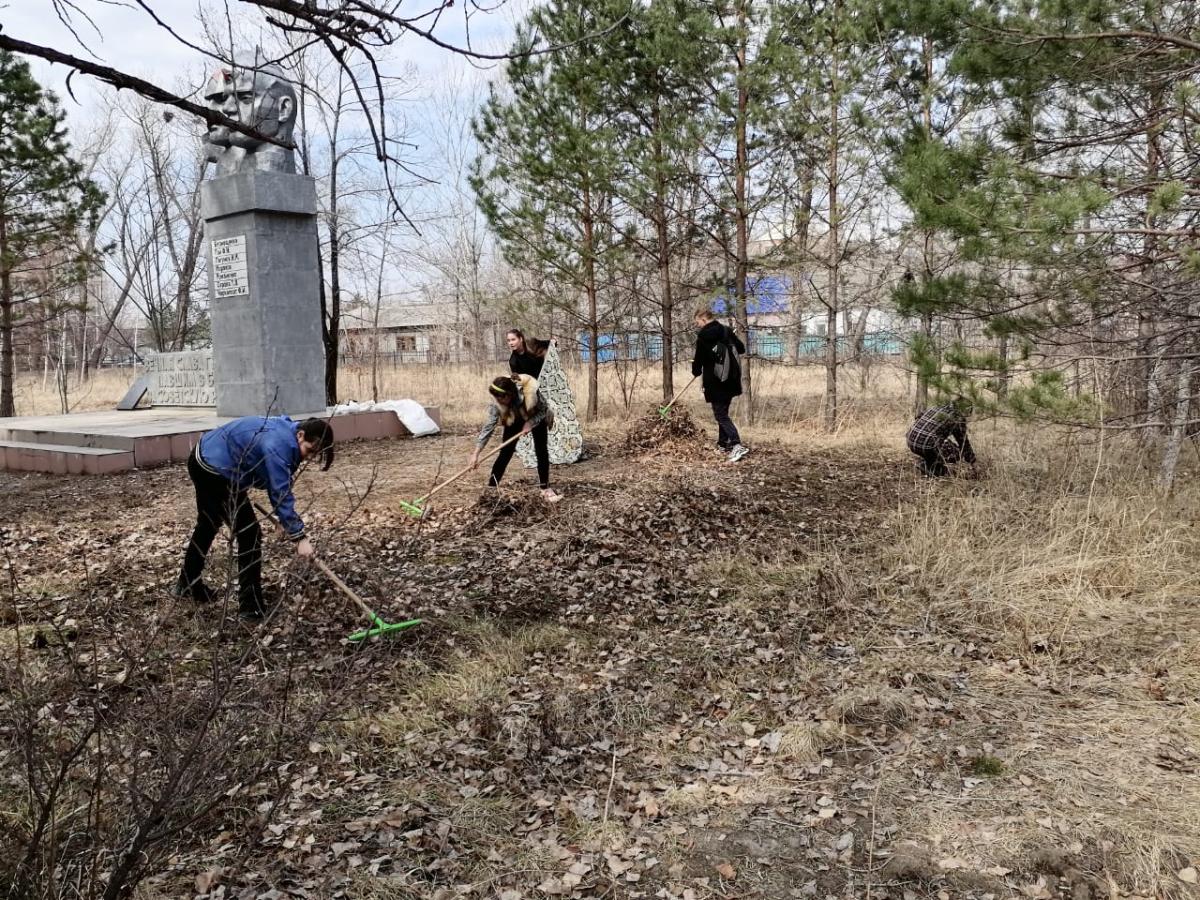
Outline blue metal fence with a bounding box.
[580,328,908,362]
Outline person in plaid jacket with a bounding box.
[906,402,976,476]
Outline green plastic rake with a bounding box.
[398,430,524,518]
[313,558,422,642]
[253,502,420,641]
[658,375,698,418]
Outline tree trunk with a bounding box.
[789,166,815,363]
[734,0,753,422]
[582,179,599,421]
[170,223,203,351]
[1157,362,1192,491]
[996,332,1010,397]
[57,322,68,414]
[324,154,341,407]
[370,229,388,403]
[823,0,841,433]
[653,114,674,401]
[915,312,932,414]
[88,269,138,373]
[1140,85,1165,429]
[0,210,15,417]
[914,36,935,416]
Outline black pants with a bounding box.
[710,399,741,449]
[490,421,549,489]
[181,451,262,602]
[912,440,961,477]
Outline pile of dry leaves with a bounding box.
[621,405,707,456]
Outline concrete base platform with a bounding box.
[0,406,441,475]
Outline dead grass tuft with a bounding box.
[830,687,913,728]
[774,720,847,764]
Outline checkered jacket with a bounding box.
[906,404,975,461]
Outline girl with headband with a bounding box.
[470,375,562,503]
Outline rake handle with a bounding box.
[312,557,376,621]
[660,374,698,414]
[416,430,524,505]
[250,501,377,622]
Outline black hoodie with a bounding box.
[691,320,745,402]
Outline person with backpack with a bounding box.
[906,401,976,476]
[174,415,335,622]
[692,304,750,463]
[470,375,563,502]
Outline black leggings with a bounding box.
[490,421,550,489]
[181,452,262,601]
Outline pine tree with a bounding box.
[763,0,892,429]
[876,0,974,411]
[471,0,631,421]
[0,51,104,417]
[883,0,1200,485]
[611,0,722,399]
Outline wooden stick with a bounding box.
[414,430,524,505]
[251,500,378,621]
[312,558,376,620]
[659,375,698,414]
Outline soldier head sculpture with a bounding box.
[202,49,297,176]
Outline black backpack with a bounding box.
[712,326,739,383]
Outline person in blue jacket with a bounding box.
[174,415,335,622]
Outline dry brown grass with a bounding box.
[11,358,1197,897]
[8,368,138,417]
[11,358,908,437]
[11,360,913,459]
[352,357,912,442]
[879,435,1200,897]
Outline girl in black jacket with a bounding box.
[506,329,549,378]
[692,305,750,462]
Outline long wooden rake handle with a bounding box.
[251,501,377,619]
[414,430,524,506]
[660,375,698,414]
[312,557,376,620]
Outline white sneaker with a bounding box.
[728,444,750,463]
[541,488,563,503]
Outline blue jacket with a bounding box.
[197,416,306,539]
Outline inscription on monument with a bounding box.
[150,350,216,407]
[212,235,249,299]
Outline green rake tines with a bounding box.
[347,611,423,642]
[313,558,423,642]
[397,497,425,517]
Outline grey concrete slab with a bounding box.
[117,375,152,410]
[0,406,438,474]
[0,439,131,456]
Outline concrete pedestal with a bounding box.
[201,171,326,417]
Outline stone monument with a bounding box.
[200,49,326,417]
